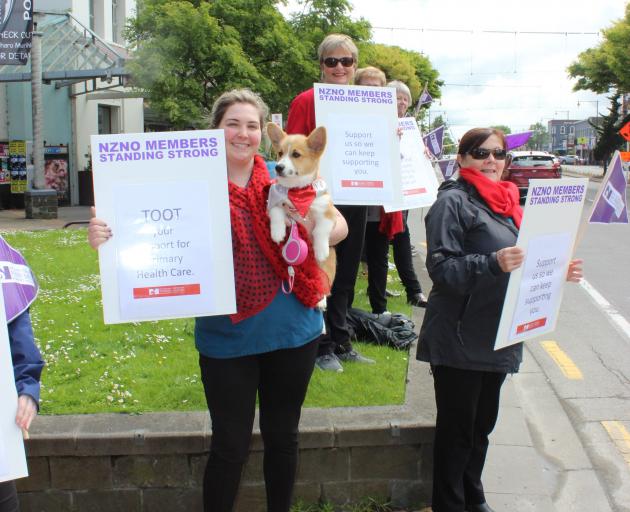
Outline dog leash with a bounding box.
[281,219,307,294]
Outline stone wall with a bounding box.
[18,339,436,512]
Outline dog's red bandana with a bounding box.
[267,179,327,218]
[229,156,329,323]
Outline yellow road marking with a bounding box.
[602,421,630,467]
[540,340,583,380]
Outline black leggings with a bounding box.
[431,365,506,512]
[199,339,318,512]
[0,481,19,512]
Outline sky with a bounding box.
[281,0,627,140]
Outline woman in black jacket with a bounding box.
[417,128,583,512]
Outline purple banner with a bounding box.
[0,0,33,65]
[0,236,38,322]
[438,159,458,180]
[423,125,445,159]
[505,131,533,150]
[589,153,628,224]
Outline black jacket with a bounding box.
[416,179,523,373]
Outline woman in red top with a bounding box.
[286,34,374,372]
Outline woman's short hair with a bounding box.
[457,128,506,155]
[317,33,359,63]
[355,67,387,86]
[388,80,412,104]
[209,89,269,129]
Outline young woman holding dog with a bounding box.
[88,89,348,512]
[418,127,583,512]
[286,33,375,372]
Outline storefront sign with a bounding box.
[0,0,33,65]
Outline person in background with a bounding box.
[417,127,583,512]
[89,89,348,512]
[362,77,428,315]
[1,237,44,512]
[286,33,374,372]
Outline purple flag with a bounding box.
[505,131,533,150]
[437,159,458,180]
[423,126,445,159]
[413,85,432,116]
[589,152,628,224]
[0,236,38,322]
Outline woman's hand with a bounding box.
[87,206,112,250]
[566,258,583,283]
[496,246,525,272]
[15,395,37,435]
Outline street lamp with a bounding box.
[577,100,599,164]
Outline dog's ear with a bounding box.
[307,126,327,155]
[266,122,285,150]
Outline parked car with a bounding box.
[502,151,562,203]
[559,154,584,165]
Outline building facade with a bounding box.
[547,119,579,155]
[0,0,143,206]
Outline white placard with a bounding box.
[495,178,588,350]
[384,117,439,212]
[271,113,283,127]
[91,131,236,324]
[314,83,403,206]
[0,291,28,482]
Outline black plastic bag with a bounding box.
[347,308,418,350]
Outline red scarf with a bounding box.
[228,155,329,323]
[459,167,523,228]
[378,209,404,240]
[287,186,317,217]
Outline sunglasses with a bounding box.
[322,57,355,68]
[468,148,507,160]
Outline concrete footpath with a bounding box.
[1,193,614,512]
[409,193,613,511]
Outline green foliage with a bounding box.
[490,124,512,135]
[591,94,629,167]
[126,0,313,127]
[526,122,548,151]
[4,229,410,414]
[569,4,630,94]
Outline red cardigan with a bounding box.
[286,88,316,136]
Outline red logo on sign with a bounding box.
[516,317,547,334]
[340,180,384,188]
[133,284,201,299]
[404,187,428,196]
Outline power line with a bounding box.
[372,26,599,36]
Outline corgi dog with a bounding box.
[266,123,336,300]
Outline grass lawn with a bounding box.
[4,229,413,415]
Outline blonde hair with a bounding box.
[317,33,358,63]
[209,89,269,129]
[388,80,412,104]
[355,67,387,87]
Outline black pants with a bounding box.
[199,339,318,512]
[319,205,367,355]
[365,211,422,314]
[0,481,19,512]
[431,365,506,512]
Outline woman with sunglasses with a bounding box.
[286,34,374,372]
[417,128,583,512]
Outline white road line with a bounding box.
[579,278,630,342]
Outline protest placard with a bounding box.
[91,131,236,324]
[0,291,28,483]
[384,117,439,212]
[314,83,403,206]
[495,178,588,350]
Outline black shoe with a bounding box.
[407,292,428,307]
[466,503,495,512]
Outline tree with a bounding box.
[358,43,442,104]
[591,94,629,168]
[490,125,511,135]
[568,4,630,94]
[126,0,314,127]
[526,122,548,151]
